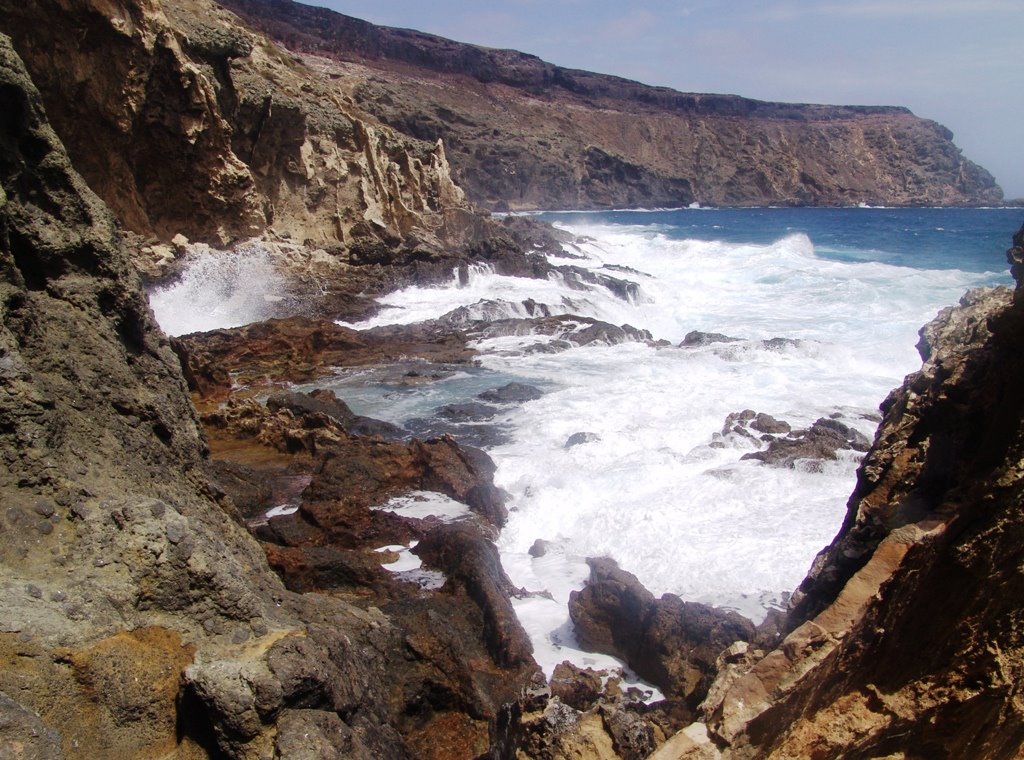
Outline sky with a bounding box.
[312,0,1024,198]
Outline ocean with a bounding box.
[150,206,1022,684]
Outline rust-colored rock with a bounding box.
[174,316,476,399]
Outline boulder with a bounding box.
[569,558,754,706]
[414,523,533,668]
[741,416,871,468]
[565,432,601,448]
[550,662,604,711]
[267,389,406,440]
[680,331,740,347]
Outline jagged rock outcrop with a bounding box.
[0,33,540,758]
[666,227,1024,757]
[569,559,755,710]
[0,0,483,261]
[220,0,1002,210]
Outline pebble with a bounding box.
[71,503,91,520]
[150,502,166,518]
[231,628,251,644]
[26,585,42,599]
[51,590,67,602]
[33,499,56,517]
[35,520,54,535]
[251,620,268,637]
[166,523,185,544]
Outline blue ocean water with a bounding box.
[534,207,1022,276]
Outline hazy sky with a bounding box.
[313,0,1024,198]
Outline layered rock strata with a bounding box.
[220,0,1002,210]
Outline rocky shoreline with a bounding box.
[2,0,1024,756]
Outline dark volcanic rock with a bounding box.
[550,662,603,711]
[267,389,406,440]
[601,705,658,760]
[414,523,534,668]
[568,558,754,706]
[680,330,740,347]
[565,432,601,448]
[405,418,512,449]
[478,382,544,403]
[749,413,791,435]
[741,416,870,468]
[436,401,499,421]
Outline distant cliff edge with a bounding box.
[220,0,1002,210]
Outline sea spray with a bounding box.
[148,242,288,336]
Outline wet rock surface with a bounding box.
[569,558,755,708]
[478,381,544,404]
[173,316,478,400]
[715,408,871,469]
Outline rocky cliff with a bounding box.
[0,31,545,759]
[652,228,1024,758]
[219,0,1002,210]
[0,0,487,267]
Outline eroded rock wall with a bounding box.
[0,31,536,759]
[0,0,476,253]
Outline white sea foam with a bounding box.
[148,212,1002,681]
[148,243,288,336]
[339,219,997,673]
[372,491,472,522]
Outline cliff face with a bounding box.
[219,0,1002,210]
[0,0,476,254]
[0,32,540,760]
[678,228,1024,758]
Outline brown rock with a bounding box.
[174,316,476,399]
[740,416,870,468]
[220,0,1001,210]
[550,662,604,711]
[568,558,754,706]
[414,523,533,668]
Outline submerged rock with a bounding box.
[680,331,740,347]
[478,381,544,403]
[565,432,602,448]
